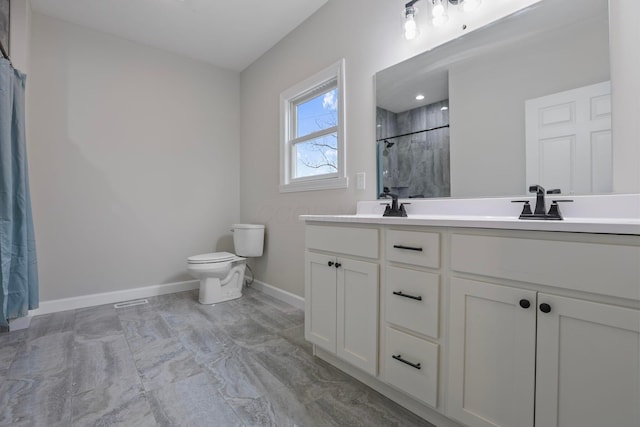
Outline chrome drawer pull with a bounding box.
[393,244,423,252]
[392,291,423,301]
[392,354,421,370]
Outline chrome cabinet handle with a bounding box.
[392,291,423,301]
[393,244,423,252]
[392,354,421,370]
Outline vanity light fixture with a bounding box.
[403,1,420,40]
[403,0,482,40]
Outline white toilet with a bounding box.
[187,224,264,304]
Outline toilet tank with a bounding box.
[233,224,265,257]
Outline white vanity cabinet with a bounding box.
[304,224,379,375]
[382,228,442,408]
[448,232,640,427]
[302,215,640,427]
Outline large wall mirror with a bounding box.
[376,0,611,199]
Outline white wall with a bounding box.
[9,0,31,74]
[239,0,541,297]
[28,13,241,301]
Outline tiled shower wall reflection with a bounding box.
[377,101,450,198]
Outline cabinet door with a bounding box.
[337,258,379,375]
[305,252,337,353]
[448,278,537,427]
[536,294,640,427]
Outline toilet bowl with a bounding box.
[187,224,264,304]
[187,252,246,304]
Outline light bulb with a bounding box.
[431,1,448,27]
[416,94,425,101]
[404,15,418,40]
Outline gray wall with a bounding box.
[449,16,610,197]
[17,0,639,302]
[7,0,30,74]
[28,13,241,300]
[0,0,8,53]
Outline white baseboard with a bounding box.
[26,276,303,318]
[29,279,200,316]
[248,278,305,311]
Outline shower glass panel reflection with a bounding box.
[376,100,451,199]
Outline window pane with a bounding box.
[296,88,338,138]
[293,133,338,178]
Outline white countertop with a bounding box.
[300,213,640,234]
[299,194,640,235]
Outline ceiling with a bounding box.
[30,0,328,71]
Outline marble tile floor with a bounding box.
[0,287,434,427]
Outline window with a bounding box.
[280,59,347,192]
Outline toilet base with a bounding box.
[198,264,246,304]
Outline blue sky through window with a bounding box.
[296,88,338,137]
[294,88,338,177]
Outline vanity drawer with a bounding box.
[451,234,640,300]
[384,326,439,407]
[306,225,378,259]
[386,266,439,339]
[386,230,440,268]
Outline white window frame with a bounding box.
[280,59,347,193]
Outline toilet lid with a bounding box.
[187,251,236,264]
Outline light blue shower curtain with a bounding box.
[0,58,38,326]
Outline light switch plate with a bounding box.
[356,172,366,190]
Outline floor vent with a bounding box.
[114,299,149,309]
